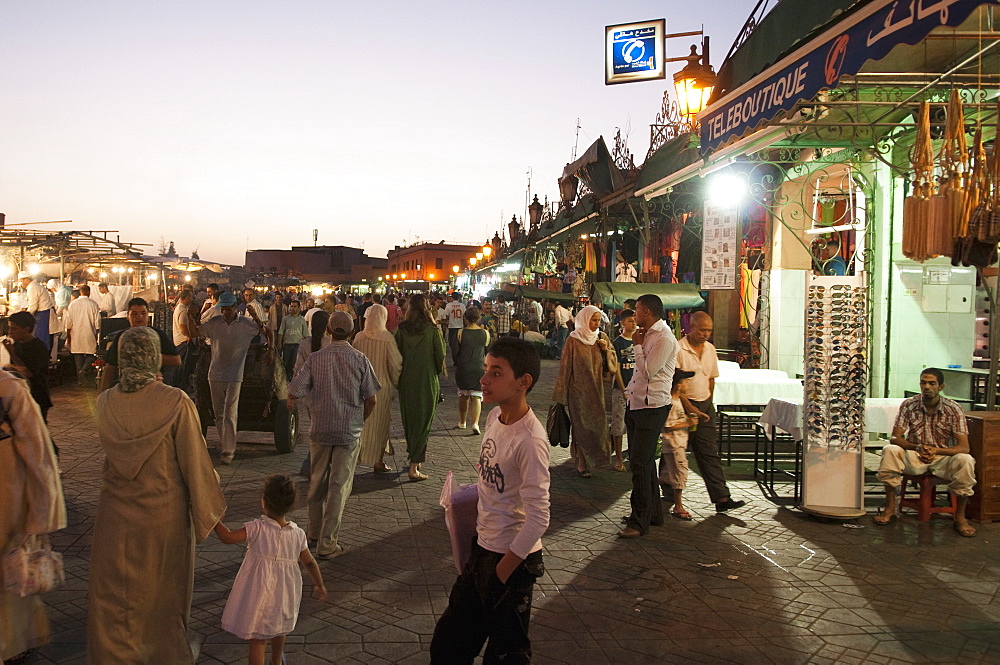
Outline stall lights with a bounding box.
[0,264,11,279]
[401,273,407,279]
[452,265,460,273]
[428,273,436,280]
[392,274,398,279]
[708,173,747,207]
[184,275,192,282]
[475,252,483,261]
[27,263,41,275]
[482,245,492,258]
[100,272,109,279]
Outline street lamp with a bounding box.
[469,257,478,267]
[482,245,492,259]
[528,195,543,228]
[452,265,460,273]
[476,252,483,261]
[673,40,717,124]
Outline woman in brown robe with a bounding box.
[88,327,226,664]
[552,305,618,477]
[0,369,65,662]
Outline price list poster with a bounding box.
[700,201,739,290]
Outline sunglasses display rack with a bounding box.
[804,279,868,452]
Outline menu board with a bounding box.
[700,201,739,290]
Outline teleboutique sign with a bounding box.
[699,0,1000,155]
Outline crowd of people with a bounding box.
[2,276,982,664]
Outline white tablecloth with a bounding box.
[757,397,905,440]
[714,374,803,406]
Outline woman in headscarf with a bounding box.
[0,368,65,663]
[88,327,226,664]
[395,293,446,482]
[552,305,618,478]
[354,303,403,473]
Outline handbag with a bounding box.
[546,402,571,448]
[2,534,64,598]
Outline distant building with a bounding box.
[386,241,483,284]
[245,245,387,285]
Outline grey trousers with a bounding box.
[687,399,732,504]
[307,438,361,555]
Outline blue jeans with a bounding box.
[551,326,568,358]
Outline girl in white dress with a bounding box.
[215,475,328,665]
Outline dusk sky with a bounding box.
[2,1,749,265]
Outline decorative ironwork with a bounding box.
[647,91,688,158]
[612,128,636,173]
[723,0,775,66]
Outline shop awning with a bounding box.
[560,137,625,199]
[634,132,702,192]
[591,282,705,310]
[698,0,1000,156]
[514,285,578,303]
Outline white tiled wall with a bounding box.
[766,268,806,379]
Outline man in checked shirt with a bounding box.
[875,368,977,537]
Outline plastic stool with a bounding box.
[898,473,958,522]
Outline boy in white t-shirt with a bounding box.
[430,338,549,664]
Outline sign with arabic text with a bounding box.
[605,19,666,85]
[699,0,1000,154]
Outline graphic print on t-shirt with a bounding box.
[478,437,505,493]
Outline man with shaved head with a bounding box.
[675,312,745,513]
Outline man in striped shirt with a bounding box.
[288,311,380,558]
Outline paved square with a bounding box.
[35,359,1000,663]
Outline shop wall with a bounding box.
[765,267,807,379]
[877,174,977,397]
[885,258,976,397]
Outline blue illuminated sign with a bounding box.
[605,19,666,85]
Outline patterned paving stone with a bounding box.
[26,357,1000,663]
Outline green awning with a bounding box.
[711,0,861,102]
[635,132,702,191]
[590,282,705,310]
[514,285,578,303]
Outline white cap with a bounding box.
[47,278,61,290]
[17,271,31,280]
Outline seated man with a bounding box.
[875,368,977,537]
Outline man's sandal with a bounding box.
[954,522,977,538]
[872,512,896,526]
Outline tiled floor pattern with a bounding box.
[28,359,1000,663]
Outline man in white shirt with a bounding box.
[242,288,268,343]
[550,302,571,359]
[430,338,548,663]
[444,292,465,366]
[619,294,677,539]
[676,312,746,512]
[18,271,54,350]
[191,291,271,465]
[170,290,194,389]
[64,285,101,386]
[95,282,116,317]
